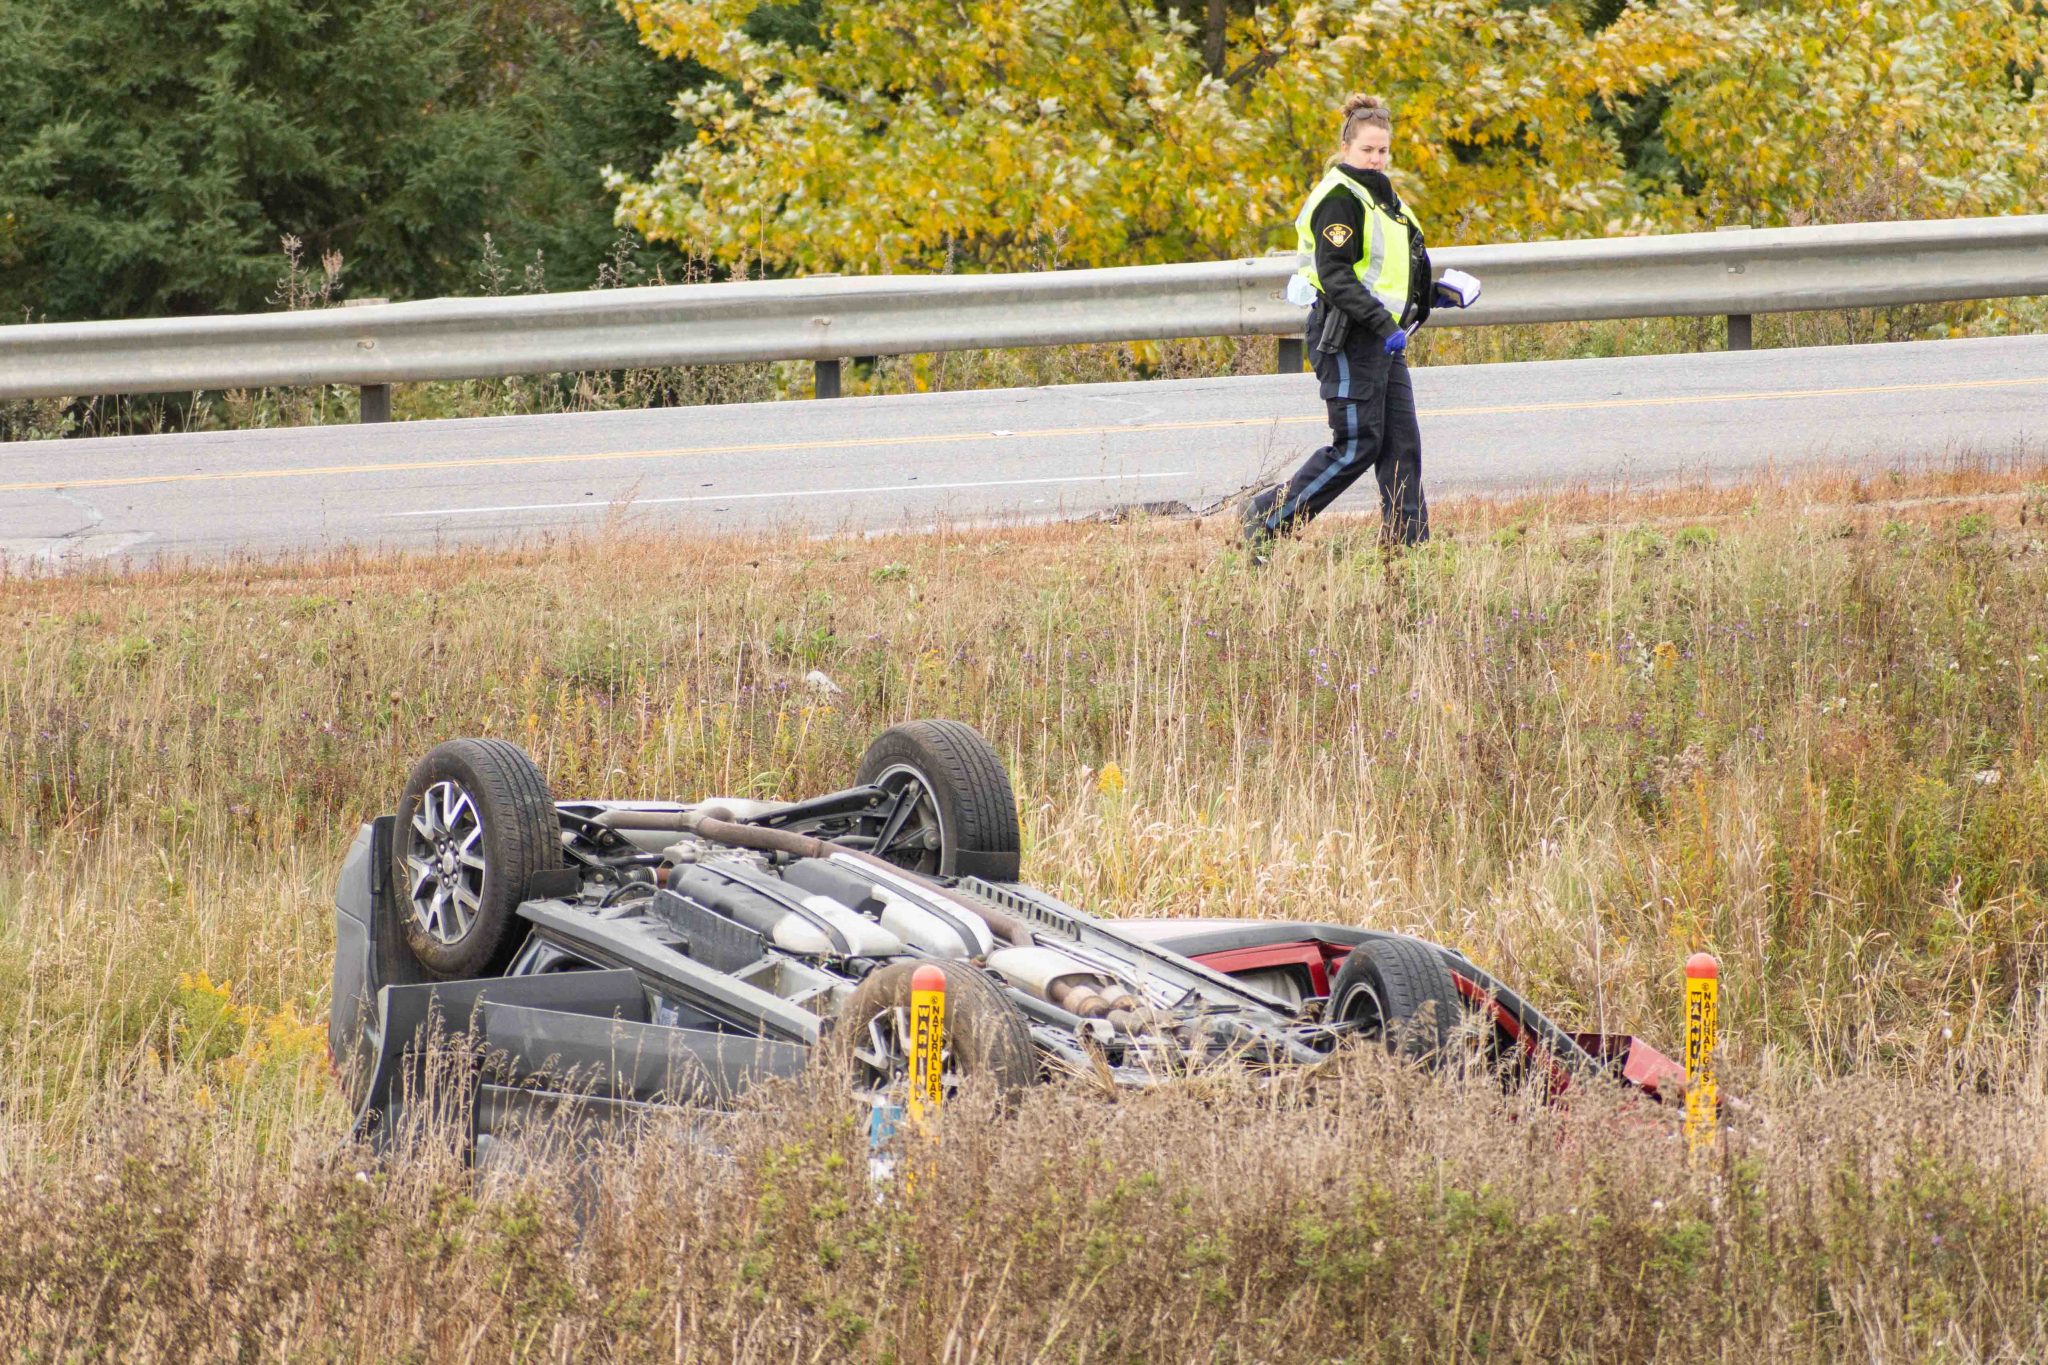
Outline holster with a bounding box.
[1312,305,1350,355]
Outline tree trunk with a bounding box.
[1204,0,1227,77]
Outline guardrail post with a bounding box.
[344,299,393,422]
[815,359,841,399]
[1277,337,1304,374]
[1714,226,1754,352]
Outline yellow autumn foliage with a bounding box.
[1660,0,2048,225]
[171,970,327,1097]
[608,0,2045,277]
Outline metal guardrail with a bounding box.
[2,214,2043,416]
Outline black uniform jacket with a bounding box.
[1309,164,1432,340]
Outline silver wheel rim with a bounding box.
[404,779,487,946]
[1338,979,1455,1061]
[871,762,948,873]
[1336,981,1387,1037]
[849,1004,960,1102]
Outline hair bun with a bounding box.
[1341,94,1386,116]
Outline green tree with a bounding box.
[461,0,711,293]
[0,0,693,321]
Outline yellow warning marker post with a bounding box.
[907,964,947,1130]
[1683,953,1719,1160]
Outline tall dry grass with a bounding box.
[3,463,2048,1357]
[7,1060,2048,1361]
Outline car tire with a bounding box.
[855,720,1021,881]
[391,738,559,980]
[1327,937,1462,1066]
[830,961,1037,1101]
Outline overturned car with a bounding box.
[330,720,1684,1152]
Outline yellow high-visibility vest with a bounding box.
[1293,167,1417,319]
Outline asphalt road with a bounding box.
[2,334,2043,569]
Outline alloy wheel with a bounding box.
[403,779,488,945]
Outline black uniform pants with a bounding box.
[1253,302,1427,545]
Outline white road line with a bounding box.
[386,471,1197,519]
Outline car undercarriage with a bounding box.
[329,720,1684,1155]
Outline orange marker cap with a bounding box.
[1685,953,1719,981]
[911,964,948,993]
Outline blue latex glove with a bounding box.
[1383,327,1408,355]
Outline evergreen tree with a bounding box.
[0,0,692,321]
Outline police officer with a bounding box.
[1246,93,1435,554]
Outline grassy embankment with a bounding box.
[4,463,2048,1358]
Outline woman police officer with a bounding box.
[1244,94,1466,555]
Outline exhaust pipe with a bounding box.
[648,809,1165,1039]
[648,808,1038,948]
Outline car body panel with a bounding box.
[479,1001,808,1104]
[349,968,648,1140]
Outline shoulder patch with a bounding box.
[1321,222,1354,249]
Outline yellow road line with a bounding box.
[3,372,2042,496]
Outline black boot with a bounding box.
[1240,484,1280,564]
